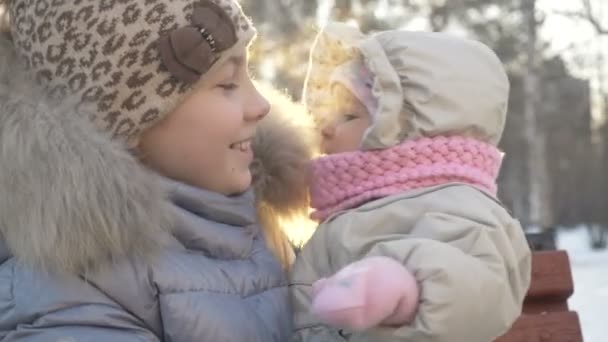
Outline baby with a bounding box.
[290,22,532,342]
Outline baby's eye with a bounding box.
[341,113,359,121]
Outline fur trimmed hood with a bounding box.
[0,37,315,274]
[252,82,317,221]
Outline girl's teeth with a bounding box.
[233,140,250,151]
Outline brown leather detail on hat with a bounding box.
[157,0,237,84]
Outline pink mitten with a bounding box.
[312,256,419,331]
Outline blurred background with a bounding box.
[242,0,607,340]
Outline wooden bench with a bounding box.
[495,250,584,342]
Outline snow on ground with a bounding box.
[557,226,608,342]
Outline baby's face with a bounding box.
[317,84,371,155]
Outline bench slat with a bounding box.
[526,250,574,301]
[522,300,569,315]
[495,311,583,342]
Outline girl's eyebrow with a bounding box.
[228,55,245,67]
[223,56,244,78]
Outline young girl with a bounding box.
[0,0,313,341]
[290,22,532,341]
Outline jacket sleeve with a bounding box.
[352,211,532,342]
[290,229,347,342]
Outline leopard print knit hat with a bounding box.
[6,0,255,145]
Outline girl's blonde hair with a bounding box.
[256,204,296,267]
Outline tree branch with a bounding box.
[553,2,608,35]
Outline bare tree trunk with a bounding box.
[333,0,353,20]
[597,0,606,114]
[522,0,551,230]
[597,0,608,230]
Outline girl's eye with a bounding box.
[218,83,238,90]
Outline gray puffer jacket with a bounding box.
[0,38,314,341]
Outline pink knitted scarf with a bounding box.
[310,136,503,221]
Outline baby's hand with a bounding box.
[311,256,419,331]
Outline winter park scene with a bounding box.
[0,0,606,341]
